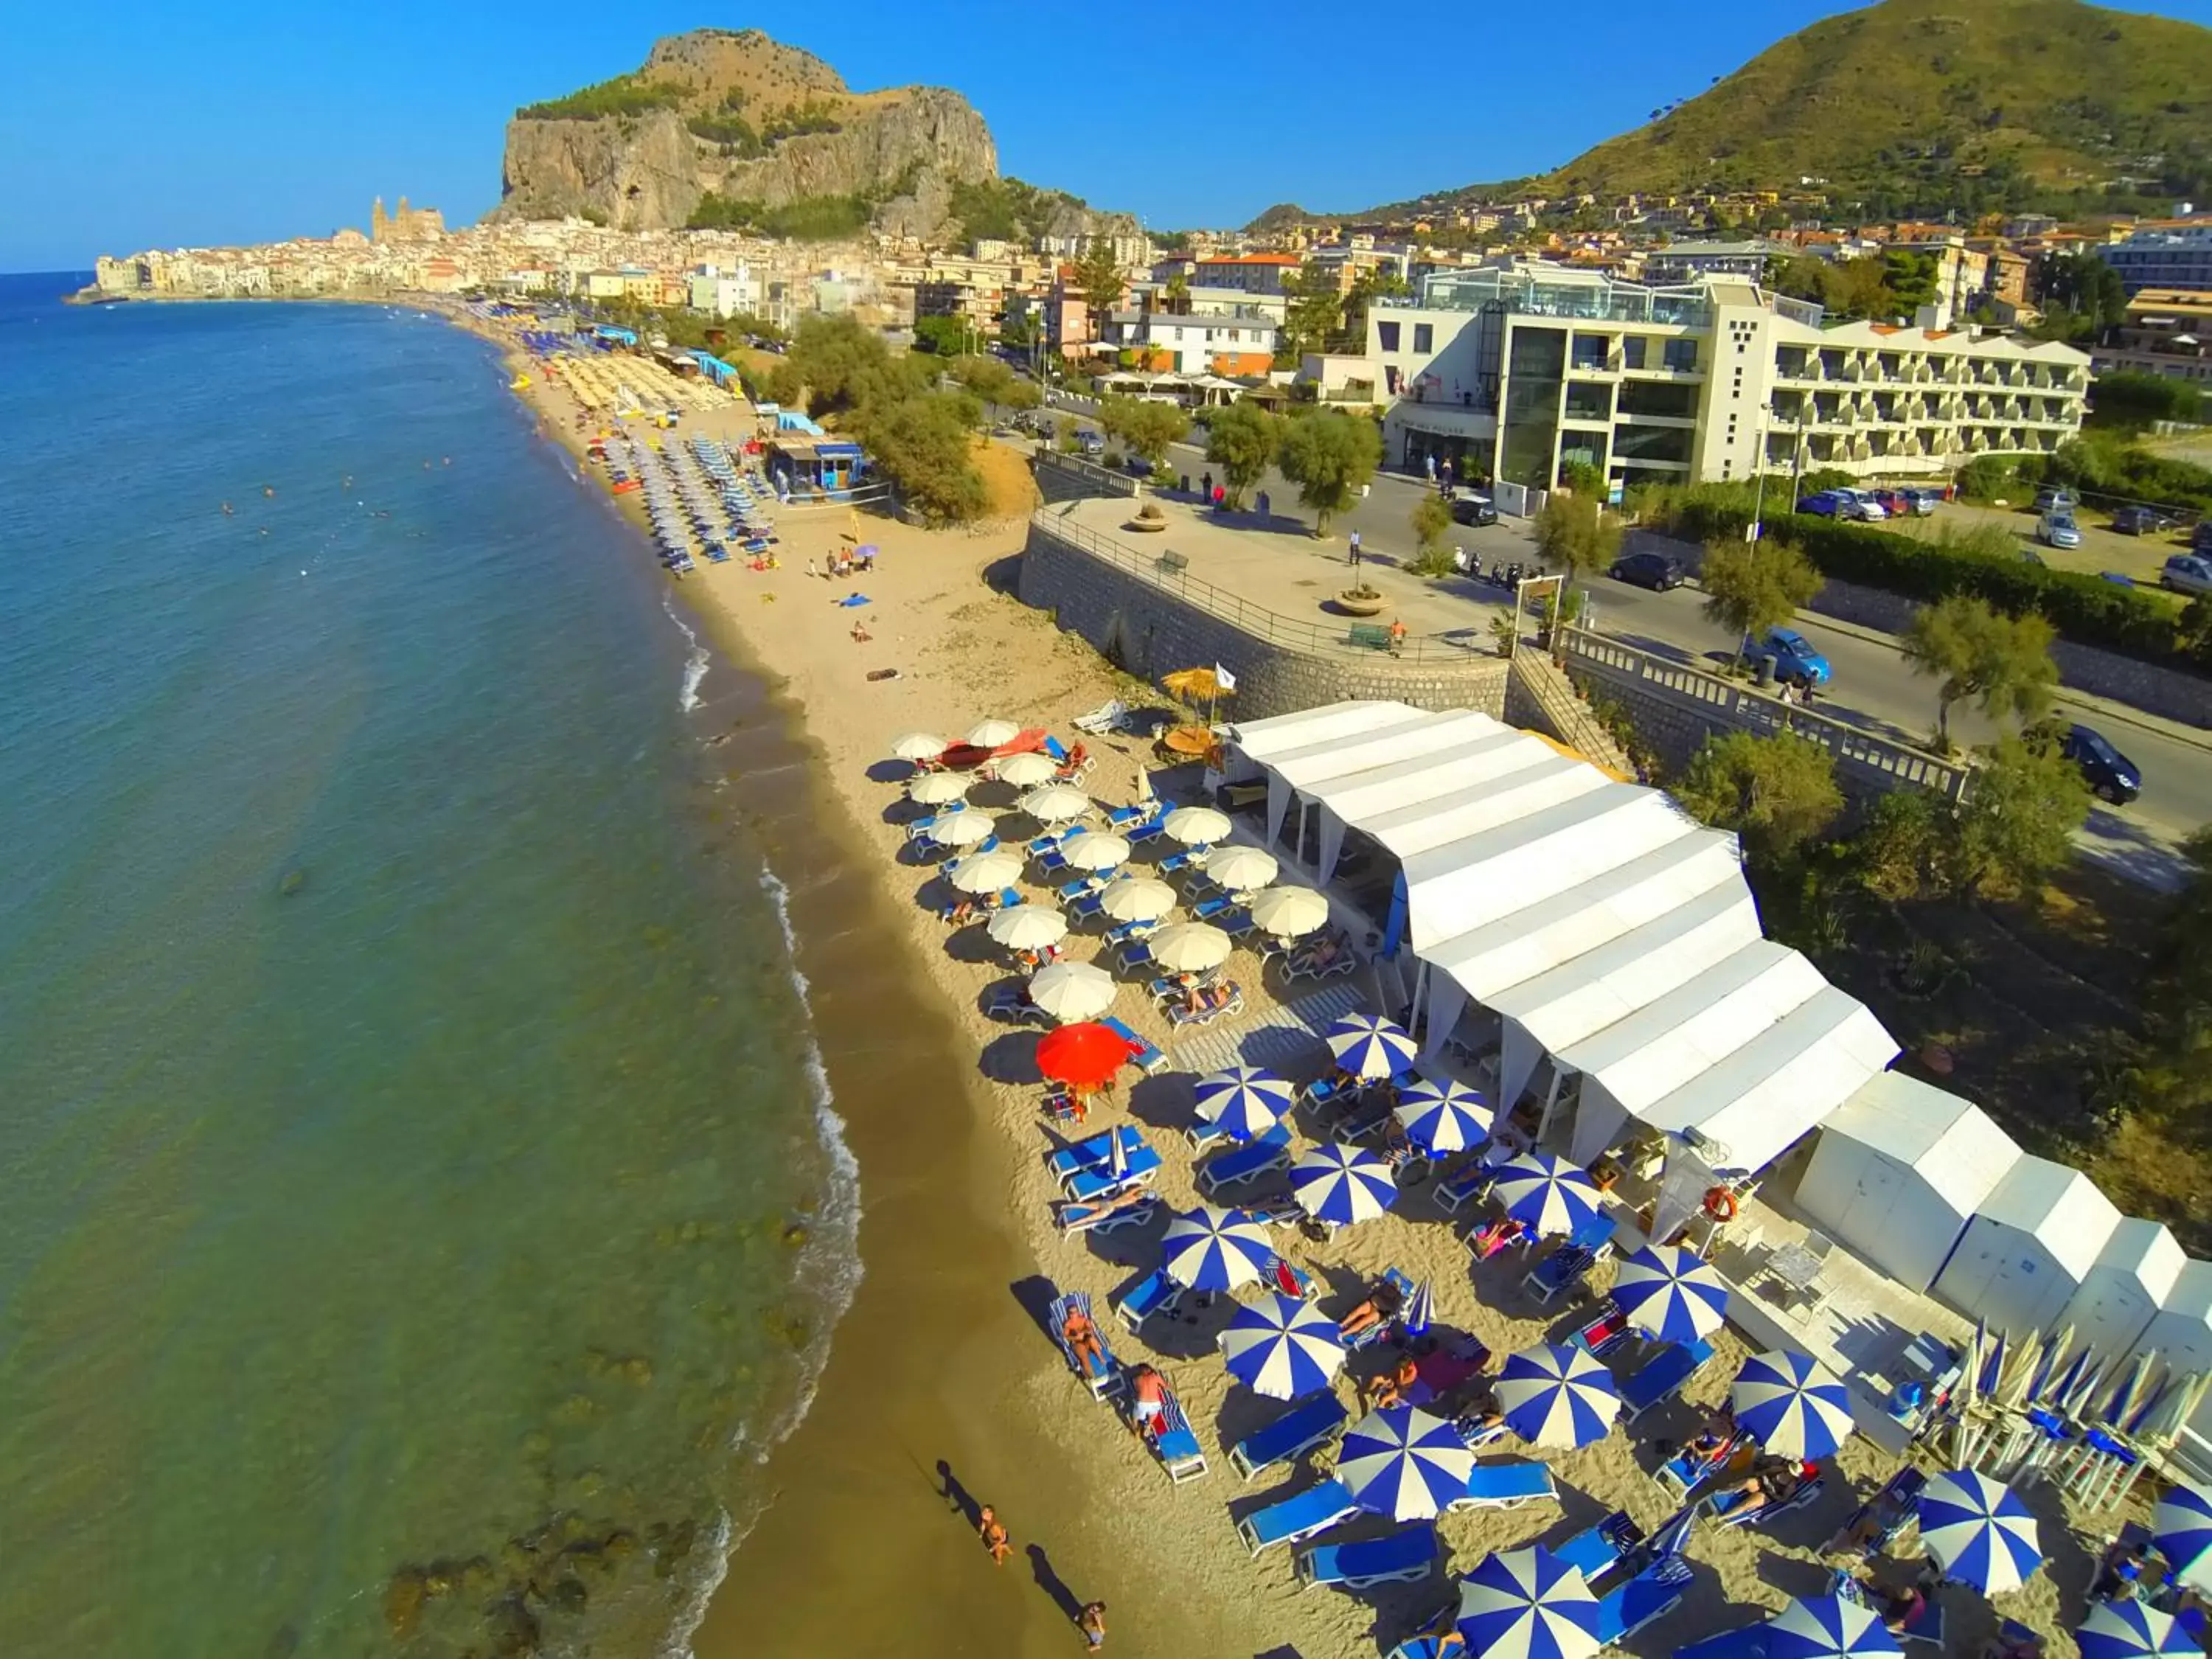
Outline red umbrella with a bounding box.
[1037,1023,1138,1089]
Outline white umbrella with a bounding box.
[1027,960,1118,1020]
[908,771,970,806]
[891,731,947,762]
[1204,845,1279,892]
[987,906,1068,951]
[947,849,1023,894]
[928,812,998,848]
[966,717,1022,747]
[1148,922,1233,973]
[1062,833,1131,873]
[1020,783,1093,824]
[993,751,1057,788]
[1164,805,1232,846]
[1248,886,1329,938]
[1099,877,1177,923]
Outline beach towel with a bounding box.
[835,594,872,608]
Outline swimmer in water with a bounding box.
[221,502,234,515]
[262,485,275,497]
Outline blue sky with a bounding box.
[7,0,2209,271]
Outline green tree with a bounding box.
[1699,538,1826,668]
[1949,733,2092,900]
[911,315,969,355]
[1846,787,1955,902]
[1531,493,1623,598]
[2031,251,2128,333]
[1069,240,1126,319]
[1410,493,1455,566]
[2088,369,2207,434]
[1276,265,1346,365]
[1881,249,1941,314]
[1203,401,1279,509]
[785,313,925,418]
[1274,410,1381,536]
[852,392,987,524]
[1098,395,1189,470]
[1674,731,1844,866]
[1164,270,1191,313]
[1899,594,2059,748]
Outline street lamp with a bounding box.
[1749,403,1773,543]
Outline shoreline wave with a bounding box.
[661,591,711,713]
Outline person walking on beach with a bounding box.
[1079,1601,1107,1649]
[976,1504,1012,1565]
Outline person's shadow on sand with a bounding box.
[1027,1543,1085,1626]
[936,1458,981,1528]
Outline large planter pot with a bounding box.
[1335,591,1386,616]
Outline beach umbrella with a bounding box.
[1402,1278,1434,1337]
[1192,1066,1294,1141]
[1764,1594,1901,1659]
[1147,922,1233,973]
[1246,884,1329,938]
[1731,1350,1857,1462]
[1218,1293,1345,1400]
[1918,1469,2043,1595]
[908,771,970,806]
[1494,1343,1621,1449]
[1454,1545,1601,1659]
[966,717,1022,748]
[2079,1599,2201,1659]
[1061,833,1132,874]
[987,905,1068,951]
[947,849,1023,894]
[928,811,998,848]
[1099,877,1177,924]
[2152,1482,2212,1590]
[1337,1405,1476,1521]
[1036,1022,1136,1089]
[1162,666,1230,701]
[994,750,1058,788]
[1204,845,1279,893]
[1492,1152,1606,1239]
[1290,1142,1398,1225]
[1394,1077,1495,1154]
[891,731,947,762]
[1020,783,1093,824]
[1613,1245,1730,1346]
[1326,1012,1418,1080]
[1160,1205,1276,1292]
[1163,805,1233,846]
[1026,960,1116,1020]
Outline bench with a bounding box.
[1155,550,1189,576]
[1346,622,1396,652]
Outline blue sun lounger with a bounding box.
[1834,1465,1927,1559]
[1098,1016,1166,1073]
[1046,1290,1124,1401]
[1593,1555,1695,1647]
[1673,1623,1771,1659]
[1341,1267,1420,1351]
[1619,1337,1715,1423]
[1552,1510,1641,1582]
[1710,1473,1827,1531]
[1523,1242,1601,1305]
[1196,1122,1293,1192]
[1237,1477,1359,1555]
[1434,1161,1497,1214]
[1062,1147,1162,1203]
[1112,1265,1185,1332]
[1054,1193,1159,1237]
[1655,1430,1741,1501]
[1156,848,1203,877]
[1296,1526,1439,1592]
[1147,1391,1208,1483]
[1046,1124,1149,1182]
[1192,894,1237,921]
[1450,1461,1557,1512]
[1230,1393,1350,1481]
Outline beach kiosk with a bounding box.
[764,436,866,498]
[1793,1074,2023,1294]
[1930,1156,2123,1338]
[2060,1217,2186,1362]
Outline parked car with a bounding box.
[2059,723,2141,805]
[1076,429,1105,456]
[2112,504,2177,535]
[1746,627,1832,686]
[2195,521,2212,556]
[2039,511,2082,549]
[1610,551,1687,591]
[1901,487,1942,516]
[1122,454,1153,477]
[2034,485,2078,513]
[1795,491,1844,517]
[1832,488,1889,522]
[1871,489,1914,518]
[2163,554,2212,597]
[1451,492,1498,527]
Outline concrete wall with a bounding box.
[1018,515,1510,720]
[1032,451,1138,504]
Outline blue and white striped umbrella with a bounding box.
[1338,1404,1477,1521]
[2079,1599,2202,1659]
[1492,1152,1605,1238]
[1918,1470,2043,1595]
[1160,1205,1276,1293]
[1218,1293,1345,1400]
[1325,1012,1418,1080]
[1455,1545,1601,1659]
[1613,1245,1731,1345]
[1192,1065,1294,1142]
[1394,1077,1495,1153]
[1764,1594,1901,1659]
[1494,1343,1621,1449]
[1402,1278,1434,1338]
[2152,1481,2212,1592]
[1290,1142,1398,1225]
[1731,1349,1857,1461]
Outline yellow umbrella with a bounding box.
[1162,666,1236,724]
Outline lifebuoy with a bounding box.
[1703,1186,1739,1222]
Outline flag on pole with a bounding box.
[1214,663,1237,692]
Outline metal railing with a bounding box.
[1031,511,1493,667]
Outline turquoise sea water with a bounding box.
[0,276,853,1658]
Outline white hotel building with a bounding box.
[1351,265,2091,493]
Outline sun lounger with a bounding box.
[981,985,1053,1029]
[1192,894,1237,920]
[1197,1122,1294,1192]
[1572,1309,1632,1361]
[1655,1432,1739,1502]
[1834,1465,1927,1559]
[1709,1473,1826,1530]
[1026,825,1081,856]
[1113,1265,1186,1332]
[1126,816,1169,846]
[1103,800,1153,831]
[1102,917,1157,950]
[1327,1094,1392,1146]
[1055,1194,1159,1237]
[1281,947,1357,985]
[1673,1625,1770,1659]
[1220,906,1260,938]
[1073,699,1127,734]
[1062,1148,1162,1203]
[1237,1477,1360,1556]
[1147,1391,1209,1484]
[1554,1510,1641,1582]
[1168,987,1242,1029]
[1435,1163,1495,1214]
[1097,1016,1165,1073]
[1047,1290,1124,1401]
[1340,1267,1420,1350]
[1592,1555,1694,1649]
[1046,1125,1149,1182]
[1522,1242,1599,1305]
[1112,938,1153,973]
[1387,1641,1453,1659]
[1297,1526,1439,1592]
[1619,1338,1715,1423]
[1450,1461,1558,1512]
[1262,1255,1316,1299]
[1230,1393,1351,1481]
[1156,849,1203,877]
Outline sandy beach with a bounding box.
[458,314,2087,1659]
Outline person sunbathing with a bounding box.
[1062,1307,1108,1377]
[944,897,981,926]
[1368,1354,1421,1411]
[1714,1456,1814,1520]
[1128,1366,1169,1439]
[1295,933,1344,973]
[1467,1215,1526,1259]
[1338,1283,1403,1338]
[1380,1113,1418,1168]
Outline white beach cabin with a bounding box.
[1930,1156,2124,1338]
[2061,1217,2188,1361]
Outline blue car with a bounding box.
[1747,627,1832,686]
[2059,724,2140,804]
[1795,492,1843,517]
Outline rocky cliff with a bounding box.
[492,29,998,237]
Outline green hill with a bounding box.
[1387,0,2212,220]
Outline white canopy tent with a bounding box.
[1930,1156,2124,1338]
[1313,740,1599,883]
[2061,1217,2187,1361]
[1794,1074,2024,1293]
[1258,710,1506,856]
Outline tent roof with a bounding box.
[1315,729,1568,831]
[1268,709,1506,793]
[1228,700,1423,765]
[1813,1073,2023,1211]
[1357,754,1614,860]
[1968,1155,2123,1277]
[2154,1257,2212,1324]
[2084,1217,2188,1294]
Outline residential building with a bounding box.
[1095,308,1279,375]
[2091,291,2212,383]
[2104,224,2212,293]
[1641,240,1792,283]
[689,263,759,319]
[1193,252,1303,296]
